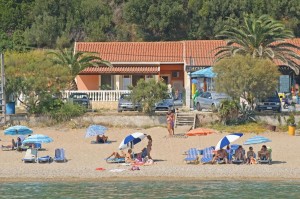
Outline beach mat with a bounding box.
[91,141,112,144]
[164,134,188,139]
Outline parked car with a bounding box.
[153,93,175,112]
[68,93,91,109]
[195,91,230,111]
[255,92,281,112]
[173,92,183,107]
[117,93,142,112]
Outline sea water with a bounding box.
[0,181,299,199]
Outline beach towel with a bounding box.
[106,158,125,163]
[109,169,126,173]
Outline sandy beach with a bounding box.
[1,125,300,182]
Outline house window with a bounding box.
[172,71,180,78]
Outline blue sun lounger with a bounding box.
[201,146,215,164]
[54,148,67,163]
[106,158,125,163]
[184,148,200,164]
[38,156,52,163]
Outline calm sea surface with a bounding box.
[0,180,299,199]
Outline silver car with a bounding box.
[153,93,175,112]
[195,91,230,111]
[117,94,142,112]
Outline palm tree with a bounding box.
[48,48,112,90]
[215,14,300,74]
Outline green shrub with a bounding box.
[46,102,85,122]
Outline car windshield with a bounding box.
[120,94,131,99]
[70,94,88,99]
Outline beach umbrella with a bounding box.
[215,133,243,150]
[22,134,53,144]
[4,125,33,136]
[85,125,108,138]
[119,132,147,150]
[186,128,215,136]
[243,136,271,145]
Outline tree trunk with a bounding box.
[67,79,78,90]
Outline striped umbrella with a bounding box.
[215,133,243,150]
[22,134,53,144]
[85,125,108,138]
[119,132,147,150]
[243,136,271,145]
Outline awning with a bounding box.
[190,67,216,78]
[80,66,160,75]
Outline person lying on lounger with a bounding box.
[106,149,134,163]
[212,149,228,164]
[258,145,270,160]
[96,135,108,143]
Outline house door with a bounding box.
[122,75,131,90]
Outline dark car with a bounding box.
[255,92,281,112]
[117,93,142,112]
[153,93,175,112]
[68,93,91,109]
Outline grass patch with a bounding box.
[206,122,273,134]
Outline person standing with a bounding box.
[146,135,152,159]
[166,110,175,136]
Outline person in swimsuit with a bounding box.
[96,135,108,143]
[106,149,134,163]
[146,135,152,159]
[166,110,175,136]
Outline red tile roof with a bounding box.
[76,42,183,63]
[75,39,300,67]
[80,66,159,74]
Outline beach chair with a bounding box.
[201,146,215,164]
[90,141,112,144]
[258,147,272,165]
[53,148,67,163]
[184,148,200,164]
[231,145,245,164]
[38,156,52,163]
[22,148,38,163]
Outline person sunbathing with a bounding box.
[212,149,228,164]
[2,137,22,150]
[258,145,270,160]
[106,149,134,163]
[96,135,108,143]
[246,146,257,164]
[234,145,246,163]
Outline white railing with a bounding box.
[62,90,131,102]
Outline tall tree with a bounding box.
[215,14,300,74]
[214,55,280,109]
[47,48,112,90]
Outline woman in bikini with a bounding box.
[146,135,152,159]
[166,110,175,136]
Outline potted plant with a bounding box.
[286,113,296,136]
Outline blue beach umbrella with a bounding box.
[243,136,271,145]
[215,133,243,150]
[4,125,33,136]
[119,132,147,150]
[22,134,53,144]
[85,125,108,138]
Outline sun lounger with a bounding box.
[22,148,38,163]
[106,158,125,163]
[201,146,215,164]
[38,156,52,163]
[258,147,272,165]
[54,148,67,163]
[184,148,200,164]
[1,145,14,151]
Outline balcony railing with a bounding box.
[62,90,131,102]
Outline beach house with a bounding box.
[72,39,300,109]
